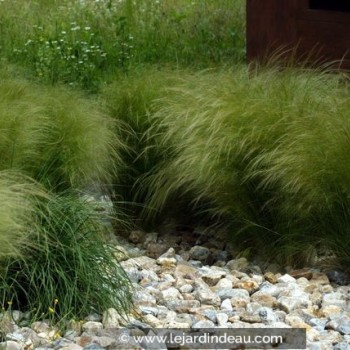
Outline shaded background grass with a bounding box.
[0,0,246,91]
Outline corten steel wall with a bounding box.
[247,0,350,67]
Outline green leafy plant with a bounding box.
[0,0,246,90]
[14,23,108,91]
[0,192,133,322]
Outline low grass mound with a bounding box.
[0,71,120,191]
[144,65,350,267]
[0,192,133,322]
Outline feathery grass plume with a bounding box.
[102,67,188,228]
[0,170,47,261]
[145,66,286,220]
[0,192,133,322]
[36,86,121,191]
[145,64,350,266]
[0,72,121,192]
[257,68,350,267]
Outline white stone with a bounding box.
[82,321,103,334]
[277,274,296,283]
[163,320,191,329]
[30,321,49,334]
[195,280,221,306]
[259,282,282,297]
[216,313,229,326]
[140,269,159,282]
[202,272,225,286]
[134,290,157,306]
[161,287,182,301]
[157,257,177,267]
[60,345,84,350]
[143,314,162,328]
[179,284,194,293]
[277,296,311,313]
[215,278,233,289]
[102,308,121,328]
[322,292,347,308]
[1,341,21,350]
[255,307,276,324]
[192,320,216,329]
[221,298,233,311]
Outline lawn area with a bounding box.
[0,0,349,325]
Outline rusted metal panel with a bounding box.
[247,0,350,67]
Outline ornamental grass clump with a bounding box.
[145,65,350,267]
[0,73,121,192]
[0,171,47,262]
[0,193,133,322]
[102,68,187,227]
[259,70,350,266]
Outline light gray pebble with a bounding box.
[0,341,22,350]
[216,313,229,326]
[83,343,104,350]
[189,260,203,268]
[81,322,103,334]
[308,318,328,330]
[84,313,102,322]
[333,315,350,335]
[334,342,350,350]
[189,246,210,262]
[277,274,296,284]
[216,288,249,301]
[138,306,159,316]
[220,298,233,311]
[60,345,83,350]
[192,320,215,329]
[179,283,194,293]
[308,342,333,350]
[203,310,217,323]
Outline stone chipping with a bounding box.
[1,229,350,350]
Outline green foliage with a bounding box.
[17,24,108,91]
[143,65,350,267]
[0,193,133,322]
[0,171,47,261]
[0,71,131,320]
[101,68,184,226]
[0,72,120,191]
[0,0,245,90]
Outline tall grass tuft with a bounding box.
[0,171,47,261]
[0,192,133,321]
[102,67,187,227]
[144,65,350,267]
[0,72,121,191]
